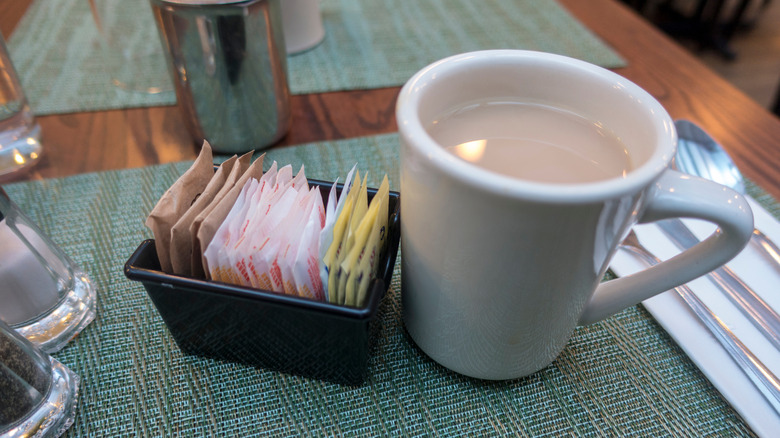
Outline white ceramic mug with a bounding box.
[280,0,325,54]
[396,50,754,380]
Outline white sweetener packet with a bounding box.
[319,164,357,301]
[200,162,387,306]
[204,163,328,298]
[203,177,255,283]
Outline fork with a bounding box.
[619,230,780,414]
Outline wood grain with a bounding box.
[0,0,30,37]
[2,0,779,201]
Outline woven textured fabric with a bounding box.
[2,133,765,437]
[7,0,625,116]
[747,179,779,219]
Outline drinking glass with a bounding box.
[0,35,42,178]
[280,0,325,54]
[88,0,173,93]
[0,319,79,438]
[0,188,97,353]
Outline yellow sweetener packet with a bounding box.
[343,175,389,306]
[344,173,369,254]
[334,173,368,304]
[352,175,389,307]
[325,170,361,303]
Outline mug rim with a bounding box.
[396,50,677,203]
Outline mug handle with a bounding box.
[579,170,754,325]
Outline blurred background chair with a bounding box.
[623,0,773,60]
[623,0,780,116]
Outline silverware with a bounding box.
[675,119,780,267]
[620,230,780,414]
[657,219,780,351]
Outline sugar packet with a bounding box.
[169,155,237,276]
[188,151,253,278]
[146,142,214,272]
[345,175,390,306]
[318,164,357,300]
[205,164,328,299]
[292,190,326,300]
[197,154,264,278]
[331,173,369,304]
[324,170,362,303]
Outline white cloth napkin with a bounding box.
[610,197,780,437]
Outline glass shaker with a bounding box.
[0,319,79,437]
[0,188,97,353]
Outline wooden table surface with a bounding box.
[2,0,779,200]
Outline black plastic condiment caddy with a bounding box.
[125,179,401,386]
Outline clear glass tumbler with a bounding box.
[0,188,97,353]
[88,0,173,94]
[0,34,42,178]
[0,319,79,438]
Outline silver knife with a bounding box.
[657,219,780,351]
[620,232,780,414]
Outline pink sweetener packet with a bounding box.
[277,187,323,296]
[292,189,326,300]
[203,177,256,282]
[247,185,301,292]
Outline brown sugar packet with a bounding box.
[145,142,214,273]
[189,151,253,278]
[197,153,265,279]
[169,155,238,277]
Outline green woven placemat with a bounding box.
[7,0,625,116]
[3,133,763,436]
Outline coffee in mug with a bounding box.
[429,100,631,183]
[397,50,753,380]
